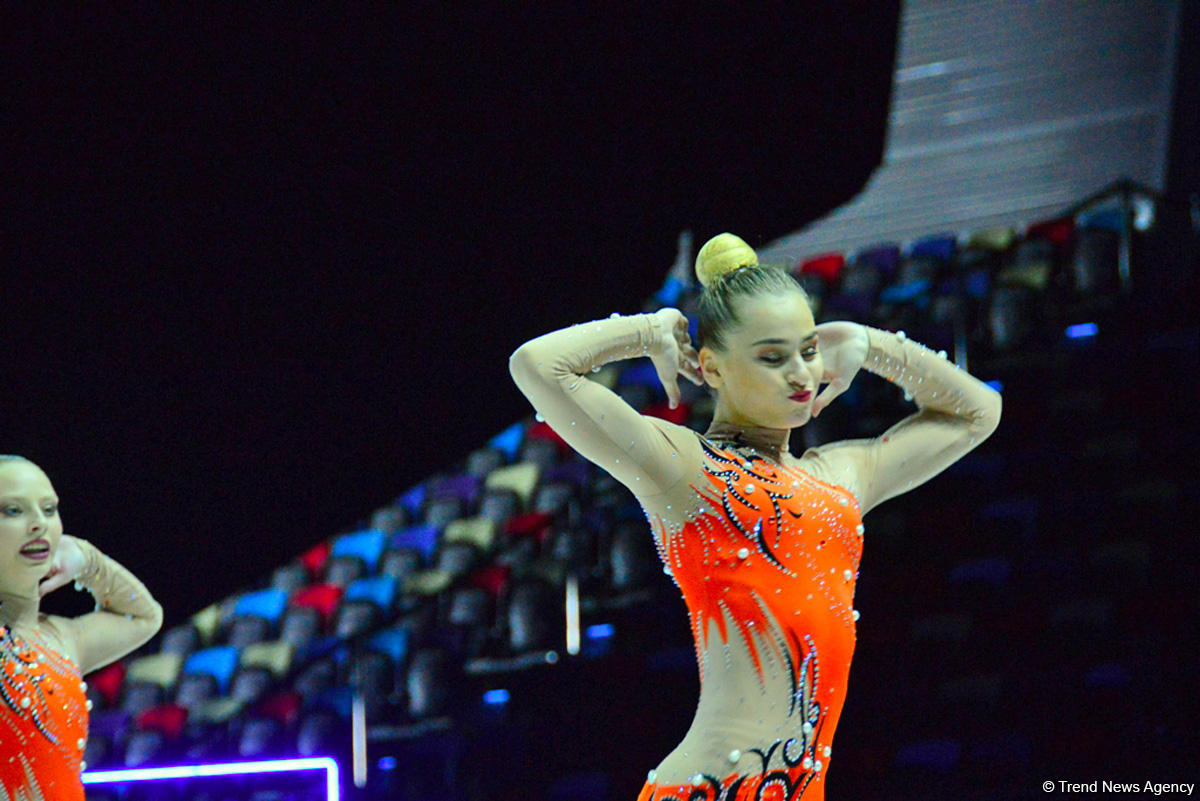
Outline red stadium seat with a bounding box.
[137,703,188,741]
[256,690,302,727]
[1025,215,1075,246]
[505,512,554,544]
[299,541,332,578]
[290,584,344,626]
[797,252,846,285]
[467,564,512,599]
[526,420,569,453]
[88,661,127,709]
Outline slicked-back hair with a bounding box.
[696,265,810,351]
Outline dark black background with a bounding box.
[4,3,901,625]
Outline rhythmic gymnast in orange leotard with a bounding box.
[1,455,164,800]
[510,233,1001,800]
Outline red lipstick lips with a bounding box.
[791,391,812,402]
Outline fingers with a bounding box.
[654,359,682,409]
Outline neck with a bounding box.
[704,415,791,463]
[0,585,41,632]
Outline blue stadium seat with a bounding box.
[331,529,388,573]
[344,575,399,612]
[232,588,289,625]
[183,646,241,694]
[909,232,958,262]
[368,626,411,665]
[488,422,525,461]
[391,525,440,563]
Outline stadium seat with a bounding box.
[120,682,166,718]
[296,710,341,756]
[230,668,274,705]
[367,626,411,666]
[478,488,522,526]
[88,662,127,709]
[855,243,901,280]
[1025,214,1075,246]
[424,496,465,528]
[158,624,201,658]
[126,652,183,690]
[256,689,302,727]
[240,640,294,678]
[324,555,368,588]
[270,562,308,594]
[406,647,453,719]
[443,516,496,552]
[279,607,322,652]
[183,645,240,694]
[369,505,407,534]
[136,703,188,741]
[380,547,422,580]
[390,524,441,564]
[123,730,165,767]
[506,579,557,653]
[397,483,427,518]
[299,541,332,579]
[331,529,388,573]
[232,588,289,624]
[403,569,454,598]
[290,584,344,626]
[293,657,337,700]
[909,232,958,263]
[485,462,540,508]
[238,717,282,757]
[466,446,506,478]
[797,251,845,285]
[433,473,483,507]
[488,422,525,462]
[435,541,482,579]
[467,565,512,600]
[190,604,221,644]
[966,226,1017,252]
[504,511,554,544]
[227,616,272,649]
[519,437,560,472]
[344,575,399,613]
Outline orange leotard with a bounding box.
[637,437,862,801]
[509,310,1001,801]
[0,625,88,801]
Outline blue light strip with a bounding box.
[1065,322,1098,339]
[82,756,340,801]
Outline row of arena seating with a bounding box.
[80,195,1198,800]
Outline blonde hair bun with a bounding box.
[695,232,759,288]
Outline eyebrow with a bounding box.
[751,332,818,346]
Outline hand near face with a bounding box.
[812,322,870,418]
[38,534,87,598]
[650,308,704,408]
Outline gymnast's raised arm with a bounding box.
[508,307,704,497]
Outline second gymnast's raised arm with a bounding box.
[508,307,704,497]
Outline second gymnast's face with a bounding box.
[701,291,823,430]
[0,461,64,591]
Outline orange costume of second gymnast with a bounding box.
[510,302,1001,800]
[1,537,162,801]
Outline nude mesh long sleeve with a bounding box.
[68,539,163,673]
[862,326,1002,426]
[509,313,693,497]
[815,326,1002,514]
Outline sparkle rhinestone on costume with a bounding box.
[0,625,88,801]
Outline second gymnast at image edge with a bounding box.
[509,233,1002,800]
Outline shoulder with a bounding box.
[37,614,81,667]
[796,437,877,508]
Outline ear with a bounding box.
[698,346,724,390]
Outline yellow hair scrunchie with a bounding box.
[695,232,759,288]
